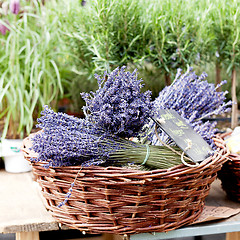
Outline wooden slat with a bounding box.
[0,170,59,233]
[226,231,240,240]
[16,231,39,240]
[102,234,114,240]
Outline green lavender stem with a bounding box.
[108,144,191,169]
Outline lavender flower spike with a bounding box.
[0,21,9,35]
[10,0,20,15]
[147,68,232,148]
[81,66,153,138]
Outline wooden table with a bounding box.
[1,169,240,240]
[0,169,112,240]
[0,170,59,240]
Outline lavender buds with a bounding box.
[30,106,186,170]
[149,68,232,148]
[30,67,231,169]
[81,66,153,138]
[31,106,119,168]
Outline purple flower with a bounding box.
[10,0,20,15]
[154,68,232,120]
[81,0,87,6]
[58,183,74,208]
[81,66,153,138]
[147,68,232,148]
[30,106,189,173]
[0,21,9,35]
[31,106,138,168]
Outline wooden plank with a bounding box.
[112,234,129,240]
[64,235,112,240]
[0,170,59,234]
[226,231,240,240]
[16,231,39,240]
[102,233,114,240]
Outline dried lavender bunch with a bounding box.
[30,106,188,169]
[31,106,126,168]
[148,68,232,148]
[154,68,232,120]
[81,66,153,139]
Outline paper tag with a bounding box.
[153,109,213,163]
[193,206,240,224]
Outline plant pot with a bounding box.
[0,139,32,173]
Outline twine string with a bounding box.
[180,139,199,167]
[154,125,199,168]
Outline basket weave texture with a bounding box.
[22,135,229,235]
[218,132,240,202]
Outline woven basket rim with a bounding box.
[22,134,229,176]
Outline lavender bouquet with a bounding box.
[81,66,153,138]
[30,106,189,170]
[147,68,232,148]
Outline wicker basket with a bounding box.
[22,135,229,235]
[218,132,240,202]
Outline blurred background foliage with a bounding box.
[0,0,240,137]
[60,0,240,103]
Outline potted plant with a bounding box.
[0,0,69,172]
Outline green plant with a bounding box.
[65,0,148,76]
[55,0,155,112]
[0,0,70,139]
[146,0,200,85]
[14,0,237,119]
[205,0,240,127]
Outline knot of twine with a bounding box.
[154,124,199,168]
